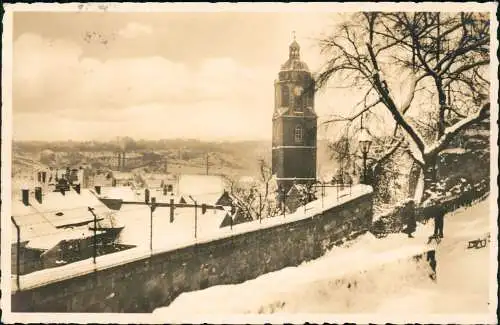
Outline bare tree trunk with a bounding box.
[421,153,439,202]
[435,75,447,138]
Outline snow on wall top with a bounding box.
[12,184,373,292]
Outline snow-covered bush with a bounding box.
[371,199,415,237]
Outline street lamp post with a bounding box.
[358,128,373,185]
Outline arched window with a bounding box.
[294,125,303,143]
[281,85,290,107]
[304,92,310,108]
[295,94,303,112]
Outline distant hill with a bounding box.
[12,139,337,180]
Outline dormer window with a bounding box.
[294,125,303,143]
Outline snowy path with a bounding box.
[153,198,495,321]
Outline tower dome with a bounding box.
[280,37,309,72]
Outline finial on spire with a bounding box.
[292,30,296,41]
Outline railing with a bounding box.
[11,182,371,289]
[276,180,355,216]
[311,180,354,208]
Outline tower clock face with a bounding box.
[293,86,303,96]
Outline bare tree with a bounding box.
[317,12,490,202]
[328,134,351,175]
[257,158,274,216]
[221,158,279,220]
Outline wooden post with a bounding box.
[195,201,198,238]
[283,189,286,218]
[188,195,197,238]
[87,207,98,264]
[259,193,262,223]
[170,197,174,223]
[150,205,153,253]
[150,197,156,255]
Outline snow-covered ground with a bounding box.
[153,198,495,322]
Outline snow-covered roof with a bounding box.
[178,174,225,197]
[99,186,138,201]
[91,173,114,187]
[11,187,116,251]
[142,173,175,181]
[143,176,175,189]
[106,187,179,203]
[111,171,135,180]
[28,228,105,251]
[186,193,223,205]
[114,202,229,247]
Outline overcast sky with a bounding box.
[12,11,365,142]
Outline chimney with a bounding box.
[95,185,101,195]
[35,187,42,204]
[145,188,150,204]
[22,189,29,206]
[74,184,81,194]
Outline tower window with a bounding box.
[282,86,289,107]
[295,95,303,112]
[294,125,303,143]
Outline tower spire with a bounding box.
[289,31,300,60]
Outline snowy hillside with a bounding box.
[153,198,495,323]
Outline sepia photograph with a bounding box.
[1,2,498,324]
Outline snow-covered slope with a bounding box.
[153,198,495,322]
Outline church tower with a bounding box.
[272,34,317,192]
